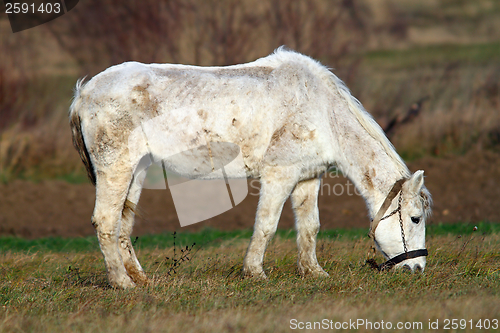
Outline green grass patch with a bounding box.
[1,222,497,254]
[0,236,99,254]
[427,221,500,235]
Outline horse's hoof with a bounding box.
[299,267,329,278]
[242,268,268,279]
[129,271,150,286]
[109,275,136,289]
[315,270,330,278]
[134,276,150,286]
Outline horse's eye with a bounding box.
[411,216,421,224]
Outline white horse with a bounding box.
[70,48,431,289]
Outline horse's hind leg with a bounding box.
[92,166,136,289]
[291,178,328,277]
[118,168,149,285]
[243,167,297,278]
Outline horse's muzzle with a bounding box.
[401,261,424,273]
[379,249,428,272]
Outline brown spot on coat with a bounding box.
[132,84,159,116]
[364,171,374,190]
[197,109,208,121]
[270,126,286,144]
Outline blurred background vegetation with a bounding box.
[1,0,500,181]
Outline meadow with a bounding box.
[1,224,499,332]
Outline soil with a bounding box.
[0,150,499,239]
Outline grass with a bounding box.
[0,224,499,332]
[1,222,496,254]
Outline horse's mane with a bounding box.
[326,72,410,178]
[261,47,411,179]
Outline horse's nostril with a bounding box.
[415,264,422,273]
[402,264,411,271]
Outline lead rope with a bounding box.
[379,192,407,255]
[397,194,408,255]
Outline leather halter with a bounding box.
[378,249,428,271]
[369,178,406,240]
[368,178,428,271]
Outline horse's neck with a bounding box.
[332,114,407,218]
[339,147,403,217]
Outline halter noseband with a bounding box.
[368,178,428,271]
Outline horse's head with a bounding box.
[372,170,432,272]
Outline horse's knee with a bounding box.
[305,222,320,235]
[296,216,320,237]
[261,223,278,237]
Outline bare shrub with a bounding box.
[2,0,371,180]
[46,0,369,73]
[2,0,499,180]
[386,64,500,158]
[267,0,368,62]
[0,69,82,179]
[46,0,189,74]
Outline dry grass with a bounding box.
[1,0,500,180]
[0,231,499,332]
[356,51,500,159]
[44,0,368,72]
[0,75,82,181]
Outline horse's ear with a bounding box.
[409,170,425,195]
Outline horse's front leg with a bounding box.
[243,167,297,278]
[291,177,328,277]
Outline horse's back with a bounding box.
[72,51,334,177]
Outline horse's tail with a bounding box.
[69,77,96,186]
